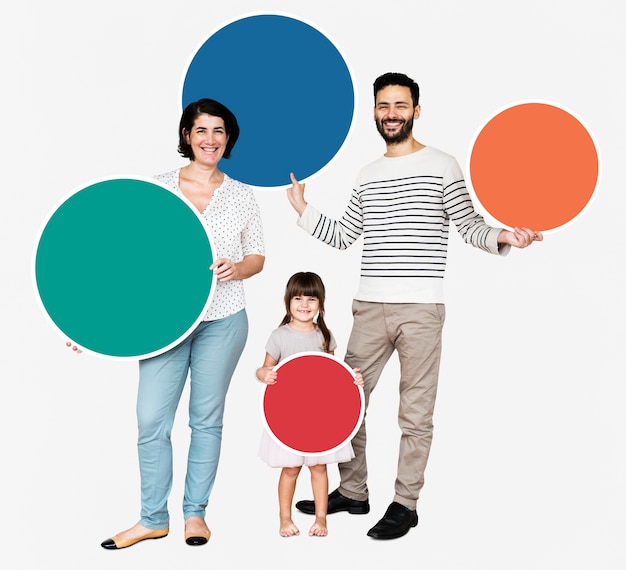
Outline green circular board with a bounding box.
[34,177,215,358]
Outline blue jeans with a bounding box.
[136,309,248,529]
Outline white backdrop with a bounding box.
[3,1,624,569]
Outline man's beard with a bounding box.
[376,117,414,144]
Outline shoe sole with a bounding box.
[296,503,370,515]
[337,505,370,515]
[366,517,418,540]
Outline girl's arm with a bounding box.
[256,352,279,384]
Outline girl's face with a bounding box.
[185,113,229,166]
[289,294,320,325]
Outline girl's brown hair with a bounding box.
[279,272,332,353]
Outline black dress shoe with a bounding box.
[295,488,370,515]
[366,502,418,539]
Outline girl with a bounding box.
[256,272,363,537]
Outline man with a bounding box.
[286,72,542,540]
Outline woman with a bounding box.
[101,98,265,549]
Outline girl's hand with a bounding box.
[256,366,278,385]
[353,368,364,386]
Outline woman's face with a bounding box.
[185,113,229,166]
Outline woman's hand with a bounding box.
[210,255,265,282]
[66,341,82,354]
[353,368,364,386]
[210,258,239,282]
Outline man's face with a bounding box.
[374,85,420,144]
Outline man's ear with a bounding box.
[413,105,421,120]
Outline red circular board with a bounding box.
[261,352,364,455]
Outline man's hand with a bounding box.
[497,227,543,249]
[286,172,307,216]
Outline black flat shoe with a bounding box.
[184,516,211,546]
[366,502,418,540]
[185,529,210,546]
[295,488,370,515]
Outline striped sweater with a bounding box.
[298,146,508,303]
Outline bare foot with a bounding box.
[309,516,328,537]
[279,516,300,537]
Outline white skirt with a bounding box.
[258,430,355,468]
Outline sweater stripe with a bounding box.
[298,147,504,301]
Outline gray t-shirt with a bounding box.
[265,324,337,362]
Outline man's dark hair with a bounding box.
[177,98,240,160]
[373,72,420,107]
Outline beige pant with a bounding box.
[339,300,445,510]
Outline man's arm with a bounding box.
[444,160,542,254]
[286,173,363,250]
